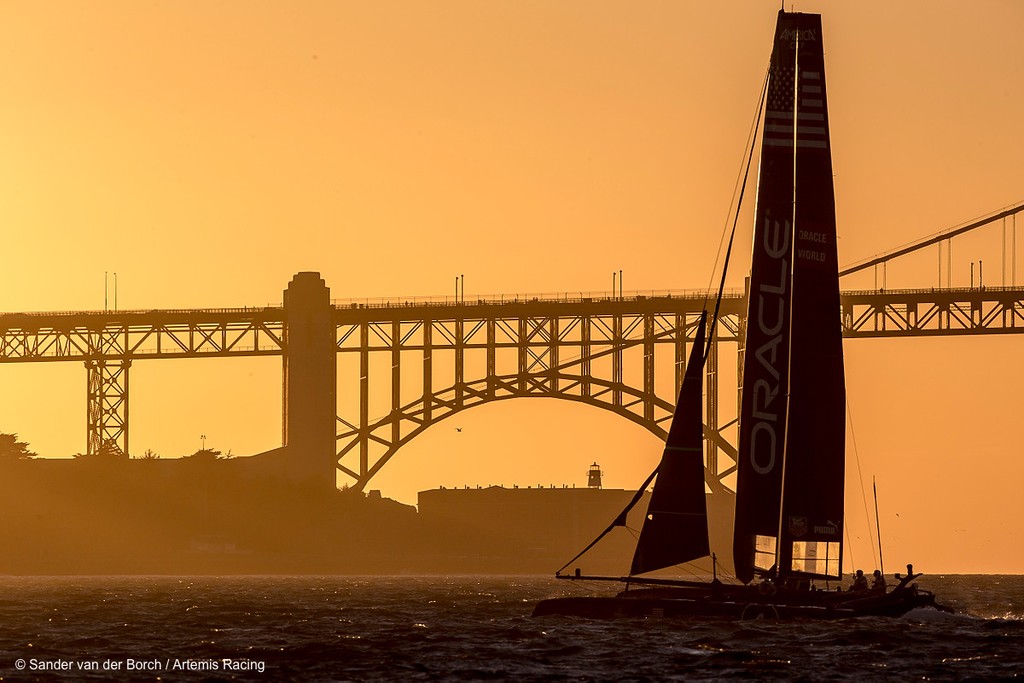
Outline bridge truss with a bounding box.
[332,286,1024,491]
[1,287,1023,490]
[333,295,745,494]
[0,308,283,456]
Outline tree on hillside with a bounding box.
[184,447,235,461]
[0,433,36,460]
[185,447,223,461]
[72,442,123,459]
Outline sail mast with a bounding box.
[773,17,801,575]
[732,10,798,585]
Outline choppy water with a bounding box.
[0,575,1020,681]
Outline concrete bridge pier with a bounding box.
[282,272,337,491]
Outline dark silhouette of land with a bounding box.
[0,453,415,574]
[0,450,736,575]
[0,271,741,576]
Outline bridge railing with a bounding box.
[842,285,1024,297]
[10,284,1018,321]
[0,305,283,319]
[330,288,746,309]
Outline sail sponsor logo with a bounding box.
[780,28,818,42]
[798,230,828,244]
[797,249,826,262]
[749,218,790,476]
[749,420,777,475]
[797,229,828,263]
[788,516,808,538]
[814,521,840,536]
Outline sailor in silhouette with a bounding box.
[894,563,922,593]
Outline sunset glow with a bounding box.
[1,1,1022,573]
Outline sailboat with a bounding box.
[534,10,944,620]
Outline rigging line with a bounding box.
[847,399,878,571]
[703,61,772,313]
[625,526,642,539]
[664,562,708,581]
[554,467,658,576]
[707,66,770,361]
[844,522,855,576]
[666,558,743,585]
[873,477,885,577]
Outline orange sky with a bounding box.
[1,1,1022,573]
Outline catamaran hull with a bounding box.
[532,589,939,620]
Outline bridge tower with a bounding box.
[282,272,337,490]
[85,359,130,456]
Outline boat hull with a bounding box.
[533,586,939,620]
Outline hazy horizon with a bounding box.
[1,1,1022,574]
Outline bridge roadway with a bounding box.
[2,286,1022,362]
[0,286,1019,366]
[1,285,1022,490]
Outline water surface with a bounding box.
[0,575,1020,680]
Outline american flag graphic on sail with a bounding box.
[764,66,828,150]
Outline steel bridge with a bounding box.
[1,202,1021,491]
[1,283,1022,491]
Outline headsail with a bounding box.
[630,311,711,575]
[733,11,845,583]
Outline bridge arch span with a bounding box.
[335,369,735,494]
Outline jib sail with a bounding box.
[630,311,711,575]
